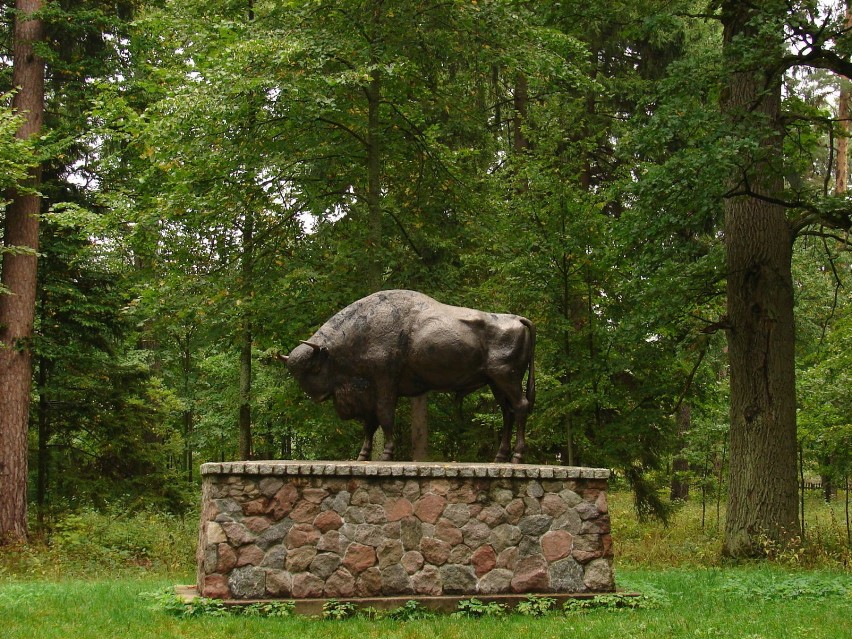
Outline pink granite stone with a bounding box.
[267,483,299,520]
[342,542,377,575]
[216,543,237,573]
[289,500,321,523]
[414,493,446,524]
[291,573,324,598]
[324,568,356,598]
[236,544,265,567]
[314,510,343,533]
[385,498,414,522]
[541,530,573,561]
[242,497,269,516]
[285,523,320,549]
[203,574,230,599]
[302,487,329,504]
[243,516,271,534]
[420,537,452,566]
[470,544,497,577]
[511,555,550,592]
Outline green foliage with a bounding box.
[242,600,297,618]
[10,0,852,545]
[562,593,662,612]
[321,599,358,620]
[0,507,196,579]
[515,594,557,616]
[719,571,851,602]
[0,98,35,193]
[379,599,434,621]
[143,589,228,618]
[451,598,508,618]
[144,588,296,618]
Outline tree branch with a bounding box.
[315,116,367,147]
[783,48,852,79]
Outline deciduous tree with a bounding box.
[0,0,44,544]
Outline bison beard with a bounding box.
[282,290,536,463]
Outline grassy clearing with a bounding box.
[2,567,850,639]
[1,491,849,637]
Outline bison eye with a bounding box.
[308,347,329,371]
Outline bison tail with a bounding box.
[520,317,536,413]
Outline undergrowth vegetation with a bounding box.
[610,491,851,570]
[0,506,197,580]
[143,590,660,620]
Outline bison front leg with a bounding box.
[357,416,379,461]
[375,392,397,461]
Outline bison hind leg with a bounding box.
[378,418,396,461]
[490,384,529,464]
[510,403,530,464]
[492,388,514,463]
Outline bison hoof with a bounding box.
[379,452,394,461]
[357,453,370,461]
[510,453,523,464]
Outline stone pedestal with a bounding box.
[197,461,614,600]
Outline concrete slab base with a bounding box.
[174,585,639,616]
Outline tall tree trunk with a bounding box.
[238,208,254,461]
[837,1,851,194]
[238,2,258,461]
[720,1,799,557]
[36,357,49,531]
[839,87,849,193]
[366,67,383,291]
[513,72,530,153]
[670,402,691,501]
[364,4,387,454]
[0,0,45,545]
[180,330,194,481]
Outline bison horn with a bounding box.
[300,340,323,352]
[274,353,289,363]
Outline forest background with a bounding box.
[1,0,851,564]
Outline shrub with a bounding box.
[515,594,557,616]
[451,598,508,618]
[0,507,197,579]
[321,599,358,620]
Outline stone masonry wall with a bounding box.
[197,461,614,600]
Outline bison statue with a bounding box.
[281,290,535,463]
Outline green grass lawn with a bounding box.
[3,566,850,639]
[2,492,849,638]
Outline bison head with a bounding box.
[285,341,333,402]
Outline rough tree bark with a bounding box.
[238,206,254,461]
[0,0,45,544]
[366,66,383,291]
[670,403,691,501]
[837,1,851,195]
[720,1,799,557]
